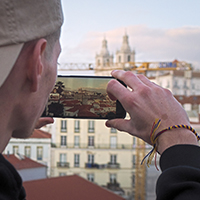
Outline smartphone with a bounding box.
[42,75,126,119]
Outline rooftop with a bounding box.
[3,154,46,170]
[23,175,124,200]
[30,129,51,139]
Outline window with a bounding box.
[88,154,94,164]
[110,136,117,149]
[61,120,67,132]
[87,173,94,182]
[166,80,170,88]
[74,154,80,167]
[127,55,131,62]
[118,56,121,63]
[132,174,135,187]
[88,136,94,147]
[110,154,117,164]
[74,120,80,132]
[37,147,43,160]
[110,128,117,133]
[192,104,198,111]
[58,153,68,168]
[74,136,80,147]
[59,172,66,176]
[60,153,67,163]
[133,137,137,147]
[88,121,95,133]
[24,146,31,158]
[132,155,136,168]
[110,173,117,183]
[61,135,67,146]
[13,146,19,154]
[174,80,179,88]
[183,80,188,89]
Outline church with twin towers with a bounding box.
[95,33,135,67]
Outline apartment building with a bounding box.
[47,118,139,198]
[150,70,200,96]
[4,129,51,176]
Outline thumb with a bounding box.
[35,117,54,129]
[105,118,133,134]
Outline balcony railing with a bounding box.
[107,182,120,188]
[107,162,120,169]
[51,143,147,150]
[57,162,70,168]
[85,163,99,168]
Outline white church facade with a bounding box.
[95,33,135,68]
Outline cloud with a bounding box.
[59,25,200,69]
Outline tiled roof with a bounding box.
[23,175,124,200]
[79,110,99,117]
[30,129,51,139]
[3,154,46,170]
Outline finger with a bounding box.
[111,70,145,90]
[106,119,135,135]
[106,79,130,104]
[137,74,159,88]
[106,118,133,134]
[106,118,152,144]
[35,117,54,129]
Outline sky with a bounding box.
[58,76,111,91]
[59,0,200,70]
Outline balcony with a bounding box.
[85,163,99,168]
[57,162,70,168]
[52,143,138,150]
[107,162,120,169]
[107,182,120,188]
[85,163,107,169]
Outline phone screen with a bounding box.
[42,75,126,119]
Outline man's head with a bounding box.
[0,0,63,146]
[0,0,63,88]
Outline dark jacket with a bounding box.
[156,145,200,199]
[0,154,26,200]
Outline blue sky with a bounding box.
[59,0,200,69]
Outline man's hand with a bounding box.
[106,70,198,154]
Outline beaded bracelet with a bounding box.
[141,119,200,170]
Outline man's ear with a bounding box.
[27,38,47,92]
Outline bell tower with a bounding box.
[116,32,135,64]
[95,37,113,67]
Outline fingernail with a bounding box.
[111,70,117,75]
[105,121,111,127]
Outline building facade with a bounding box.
[47,118,139,199]
[4,129,51,176]
[150,70,200,96]
[95,33,135,69]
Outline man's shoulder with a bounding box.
[0,153,26,199]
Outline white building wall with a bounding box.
[18,167,47,182]
[4,137,51,176]
[152,71,200,96]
